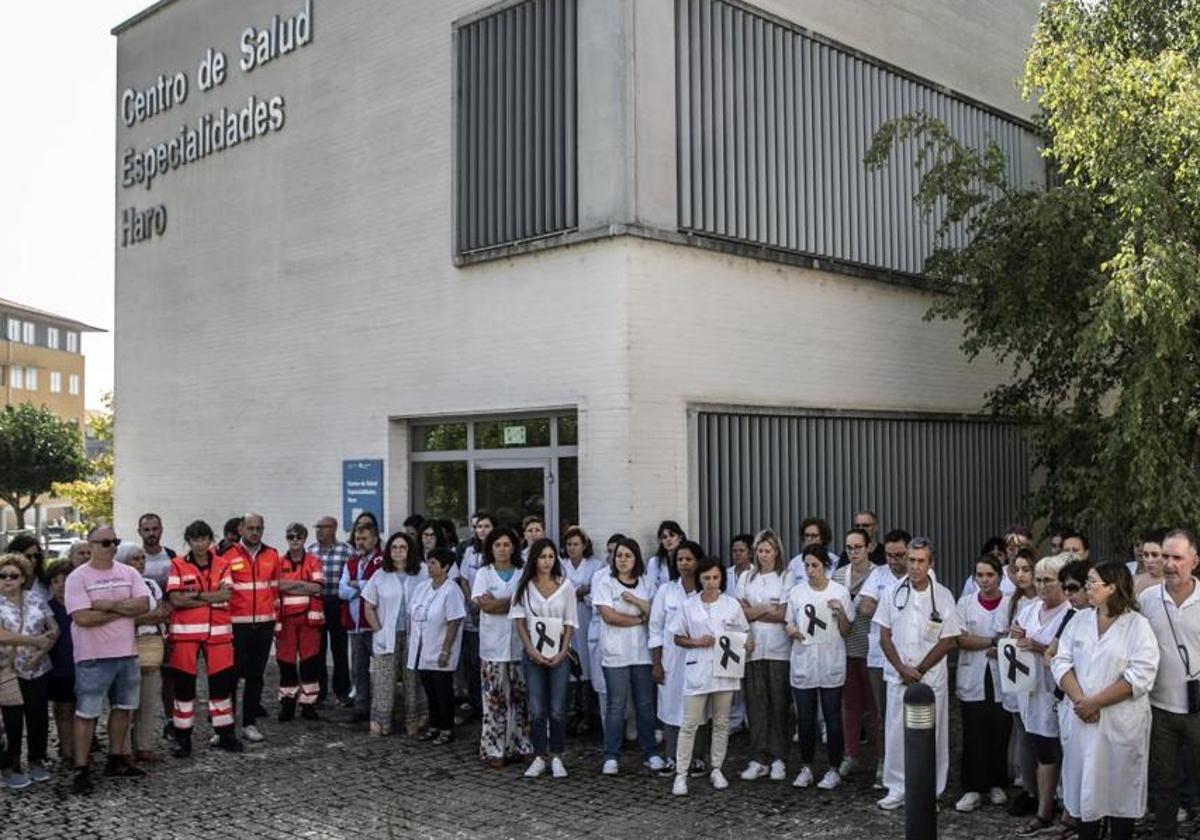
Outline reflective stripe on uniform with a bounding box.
[231,614,276,624]
[169,623,211,635]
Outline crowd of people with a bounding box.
[0,510,1198,840]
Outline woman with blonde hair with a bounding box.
[737,529,794,781]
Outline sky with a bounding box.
[1,2,151,410]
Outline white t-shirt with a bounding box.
[736,569,793,662]
[509,577,579,657]
[142,547,174,589]
[407,579,467,671]
[362,571,408,656]
[785,579,854,689]
[471,564,522,662]
[137,578,164,637]
[863,566,904,668]
[592,573,655,668]
[872,577,961,689]
[961,570,1018,599]
[668,592,750,696]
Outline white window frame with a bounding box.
[49,371,62,393]
[25,367,38,391]
[66,331,79,353]
[22,322,35,345]
[6,319,20,342]
[68,374,80,395]
[11,366,23,390]
[47,327,59,350]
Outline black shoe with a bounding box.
[278,699,296,723]
[419,728,439,741]
[688,759,708,778]
[351,710,370,723]
[162,721,174,740]
[71,768,93,795]
[217,732,244,753]
[172,734,192,759]
[249,705,269,720]
[1007,790,1038,817]
[431,730,454,746]
[104,757,147,778]
[300,705,319,721]
[337,695,354,709]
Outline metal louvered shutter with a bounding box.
[456,0,578,254]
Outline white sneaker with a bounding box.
[878,792,905,810]
[838,756,858,777]
[672,775,688,796]
[710,768,729,790]
[1180,807,1190,824]
[242,725,265,743]
[524,756,547,778]
[740,760,768,780]
[601,759,619,775]
[955,792,982,812]
[988,787,1007,806]
[644,755,666,772]
[793,766,814,788]
[769,759,786,780]
[209,733,221,747]
[550,757,568,778]
[817,769,842,790]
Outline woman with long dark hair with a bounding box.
[650,539,704,777]
[647,521,685,588]
[361,531,417,736]
[561,526,604,733]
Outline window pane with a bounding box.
[557,415,578,445]
[558,456,578,536]
[412,423,468,452]
[410,461,468,529]
[475,418,551,449]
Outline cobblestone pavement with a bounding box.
[1,667,1179,839]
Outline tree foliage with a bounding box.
[0,403,89,528]
[865,0,1200,538]
[53,391,114,531]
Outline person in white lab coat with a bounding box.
[470,526,530,768]
[668,556,749,796]
[953,554,1012,814]
[408,548,467,745]
[737,529,795,782]
[646,521,685,589]
[586,533,627,736]
[1000,548,1040,811]
[786,545,853,790]
[872,537,961,809]
[1052,560,1160,840]
[1010,554,1073,835]
[650,539,703,777]
[561,526,604,734]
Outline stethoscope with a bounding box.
[892,576,942,623]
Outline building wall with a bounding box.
[0,340,86,427]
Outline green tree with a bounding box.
[53,392,115,530]
[866,0,1200,539]
[0,402,89,528]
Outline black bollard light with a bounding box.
[903,682,937,840]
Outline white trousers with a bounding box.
[883,681,950,798]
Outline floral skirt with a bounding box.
[479,660,532,761]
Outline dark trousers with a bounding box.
[458,630,481,712]
[233,622,275,726]
[1151,705,1200,837]
[419,670,455,731]
[1078,819,1133,840]
[319,596,350,700]
[745,659,793,764]
[794,685,844,768]
[960,670,1013,794]
[0,675,49,770]
[175,668,237,734]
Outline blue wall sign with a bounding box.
[342,459,384,533]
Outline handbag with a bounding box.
[136,634,165,670]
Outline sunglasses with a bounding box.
[0,572,22,581]
[286,534,304,540]
[1062,583,1082,593]
[90,539,121,548]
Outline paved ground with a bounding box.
[0,666,1176,839]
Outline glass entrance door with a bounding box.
[474,459,552,533]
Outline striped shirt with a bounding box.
[308,540,353,598]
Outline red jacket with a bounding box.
[278,551,325,627]
[166,550,234,644]
[224,542,282,624]
[340,548,383,631]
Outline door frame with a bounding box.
[472,457,556,535]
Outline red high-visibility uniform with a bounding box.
[166,550,236,732]
[224,543,282,624]
[276,552,325,705]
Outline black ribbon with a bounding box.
[804,603,828,637]
[718,635,741,669]
[1004,643,1031,683]
[534,621,554,654]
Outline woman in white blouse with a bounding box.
[594,538,662,775]
[561,526,604,734]
[669,556,749,796]
[511,537,578,779]
[650,539,703,777]
[470,526,531,768]
[737,529,794,782]
[408,547,467,745]
[785,544,853,790]
[1051,561,1160,840]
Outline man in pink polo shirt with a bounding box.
[64,525,151,795]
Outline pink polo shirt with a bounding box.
[64,562,150,663]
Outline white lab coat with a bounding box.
[954,592,1009,703]
[586,566,609,688]
[563,556,604,681]
[592,573,656,668]
[669,592,750,696]
[872,577,961,797]
[784,579,854,690]
[1014,598,1073,736]
[736,569,794,662]
[407,579,467,671]
[1051,609,1160,822]
[649,581,692,726]
[470,564,522,663]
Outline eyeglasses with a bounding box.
[0,572,21,581]
[1062,583,1082,593]
[1034,577,1059,585]
[90,538,121,548]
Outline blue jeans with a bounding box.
[523,654,570,756]
[793,686,844,768]
[602,664,657,762]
